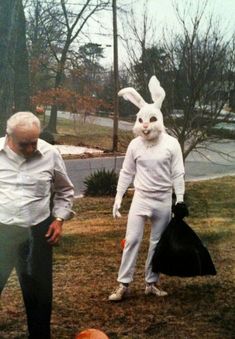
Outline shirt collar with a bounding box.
[0,136,7,152]
[0,135,44,156]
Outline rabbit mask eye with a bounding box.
[139,118,143,123]
[150,116,157,122]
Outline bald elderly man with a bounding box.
[0,112,74,338]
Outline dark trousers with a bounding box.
[0,217,53,339]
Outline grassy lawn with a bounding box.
[0,177,234,338]
[41,116,133,153]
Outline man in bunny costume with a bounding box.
[109,76,186,301]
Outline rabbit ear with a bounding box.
[118,87,146,109]
[148,76,165,109]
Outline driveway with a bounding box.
[50,110,235,194]
[65,139,235,196]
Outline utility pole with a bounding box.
[112,0,119,152]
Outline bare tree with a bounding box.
[26,0,67,98]
[162,0,235,159]
[121,0,235,161]
[26,0,110,132]
[66,43,105,97]
[120,0,156,99]
[40,0,110,133]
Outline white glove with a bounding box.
[176,194,184,204]
[112,196,122,218]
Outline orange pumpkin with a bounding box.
[75,328,109,339]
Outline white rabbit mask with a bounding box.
[118,76,166,143]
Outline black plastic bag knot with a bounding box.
[172,202,189,219]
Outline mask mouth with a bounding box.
[142,130,151,135]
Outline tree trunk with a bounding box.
[46,54,67,133]
[0,0,30,136]
[0,0,17,136]
[47,104,58,133]
[14,0,30,111]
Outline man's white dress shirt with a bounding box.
[0,137,74,227]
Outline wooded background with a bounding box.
[0,0,234,158]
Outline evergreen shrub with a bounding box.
[84,169,118,196]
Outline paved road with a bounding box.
[185,139,235,181]
[65,140,235,197]
[51,110,235,194]
[47,110,133,131]
[65,156,124,197]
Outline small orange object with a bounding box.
[121,238,126,250]
[36,105,45,114]
[75,328,109,339]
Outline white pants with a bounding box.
[117,190,172,284]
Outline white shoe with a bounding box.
[145,284,168,297]
[108,283,129,301]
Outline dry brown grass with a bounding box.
[44,116,133,154]
[0,178,235,338]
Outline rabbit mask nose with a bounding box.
[143,122,149,129]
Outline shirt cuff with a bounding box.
[52,208,75,221]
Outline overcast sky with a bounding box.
[82,0,235,66]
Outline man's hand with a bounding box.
[45,219,63,245]
[113,197,122,218]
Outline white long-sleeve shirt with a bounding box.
[116,133,185,200]
[0,137,74,227]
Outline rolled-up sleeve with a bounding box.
[52,151,75,220]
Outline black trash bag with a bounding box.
[152,217,216,277]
